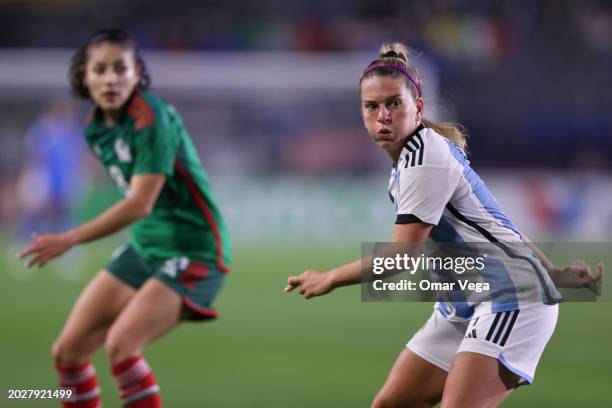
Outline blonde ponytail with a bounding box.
[421,119,468,152]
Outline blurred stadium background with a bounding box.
[1,0,611,406]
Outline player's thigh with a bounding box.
[106,277,183,356]
[54,270,136,359]
[441,304,558,407]
[372,348,447,408]
[440,352,517,408]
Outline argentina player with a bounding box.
[285,42,602,407]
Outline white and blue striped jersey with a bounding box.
[388,125,562,320]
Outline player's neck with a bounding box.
[387,147,403,165]
[101,108,124,127]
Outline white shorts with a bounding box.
[406,303,558,386]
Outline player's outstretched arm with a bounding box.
[285,222,432,299]
[18,174,165,268]
[284,259,362,299]
[522,235,603,290]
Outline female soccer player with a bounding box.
[19,29,231,408]
[285,43,602,407]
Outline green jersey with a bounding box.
[84,91,231,271]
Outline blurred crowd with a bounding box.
[2,0,611,57]
[1,0,610,169]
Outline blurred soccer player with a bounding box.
[285,43,603,407]
[16,100,86,239]
[19,29,231,408]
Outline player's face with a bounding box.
[83,42,140,112]
[360,76,423,156]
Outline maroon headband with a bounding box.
[361,64,422,97]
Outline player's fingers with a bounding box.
[577,268,590,278]
[284,284,300,293]
[25,254,37,267]
[593,262,604,283]
[26,253,45,268]
[18,243,39,259]
[285,277,301,292]
[287,276,302,286]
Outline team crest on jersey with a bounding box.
[114,138,132,162]
[160,257,190,278]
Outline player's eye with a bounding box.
[364,102,378,111]
[388,99,401,108]
[93,64,106,75]
[114,63,127,74]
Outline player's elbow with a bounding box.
[128,198,154,220]
[137,202,154,219]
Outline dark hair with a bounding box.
[69,29,151,99]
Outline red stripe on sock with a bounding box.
[122,371,157,399]
[67,375,98,394]
[112,356,161,407]
[54,362,100,408]
[112,356,142,375]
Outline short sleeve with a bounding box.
[395,164,460,225]
[132,119,179,176]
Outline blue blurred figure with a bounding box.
[16,99,87,240]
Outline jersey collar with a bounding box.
[403,123,425,150]
[392,123,426,169]
[84,91,141,136]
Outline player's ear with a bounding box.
[135,59,143,81]
[415,97,424,122]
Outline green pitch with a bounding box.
[0,239,610,407]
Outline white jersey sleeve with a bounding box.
[395,127,463,225]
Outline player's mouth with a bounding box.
[102,91,121,103]
[377,128,393,141]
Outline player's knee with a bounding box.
[104,336,124,363]
[51,338,63,361]
[51,337,86,366]
[104,331,137,364]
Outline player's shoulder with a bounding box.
[399,124,456,169]
[128,91,176,132]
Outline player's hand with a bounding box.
[284,269,334,299]
[553,259,603,291]
[18,232,74,268]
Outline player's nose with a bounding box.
[377,106,391,123]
